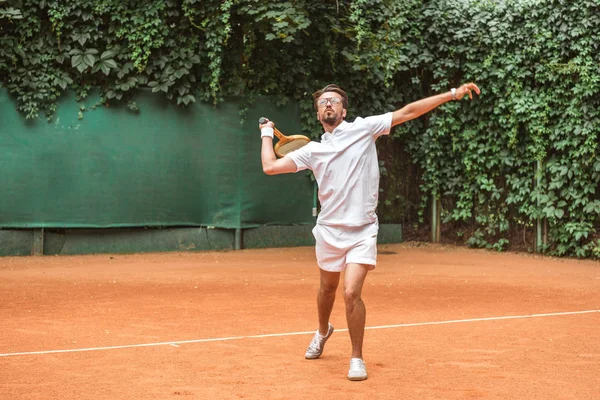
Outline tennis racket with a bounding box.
[259,117,311,158]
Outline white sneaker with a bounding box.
[347,358,368,381]
[304,323,334,359]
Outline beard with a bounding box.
[322,110,338,125]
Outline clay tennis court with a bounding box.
[1,243,599,399]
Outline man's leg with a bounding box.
[305,268,340,359]
[343,263,369,359]
[317,268,340,335]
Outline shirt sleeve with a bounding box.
[363,112,393,138]
[285,142,313,172]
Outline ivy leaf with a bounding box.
[177,94,195,105]
[92,59,118,75]
[148,81,169,93]
[0,7,22,19]
[103,59,117,69]
[101,50,118,60]
[99,63,110,75]
[57,81,67,89]
[71,32,91,46]
[174,68,189,79]
[159,83,170,93]
[117,62,133,79]
[83,49,98,68]
[82,56,94,69]
[555,209,565,219]
[71,55,85,72]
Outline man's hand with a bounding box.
[258,117,275,130]
[259,117,275,139]
[259,116,297,175]
[455,82,481,100]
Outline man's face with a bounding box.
[316,91,346,125]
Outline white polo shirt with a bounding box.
[287,112,393,227]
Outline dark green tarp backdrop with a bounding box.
[0,88,314,229]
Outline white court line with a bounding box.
[1,309,598,358]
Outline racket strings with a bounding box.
[277,139,310,155]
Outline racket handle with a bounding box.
[259,117,285,140]
[258,117,288,142]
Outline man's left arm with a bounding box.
[391,82,480,127]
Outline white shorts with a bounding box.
[312,221,379,272]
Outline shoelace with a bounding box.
[307,333,323,351]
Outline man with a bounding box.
[259,82,480,381]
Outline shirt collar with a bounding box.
[321,120,348,142]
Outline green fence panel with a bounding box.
[0,89,314,229]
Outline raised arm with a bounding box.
[392,82,480,127]
[259,119,298,175]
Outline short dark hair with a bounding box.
[312,84,348,111]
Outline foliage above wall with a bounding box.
[2,0,600,258]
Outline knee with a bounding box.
[320,280,338,296]
[343,287,361,307]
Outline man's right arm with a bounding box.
[260,121,298,175]
[261,137,298,175]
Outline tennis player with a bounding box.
[259,82,480,381]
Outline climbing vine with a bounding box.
[2,0,600,258]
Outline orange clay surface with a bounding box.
[1,243,599,400]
